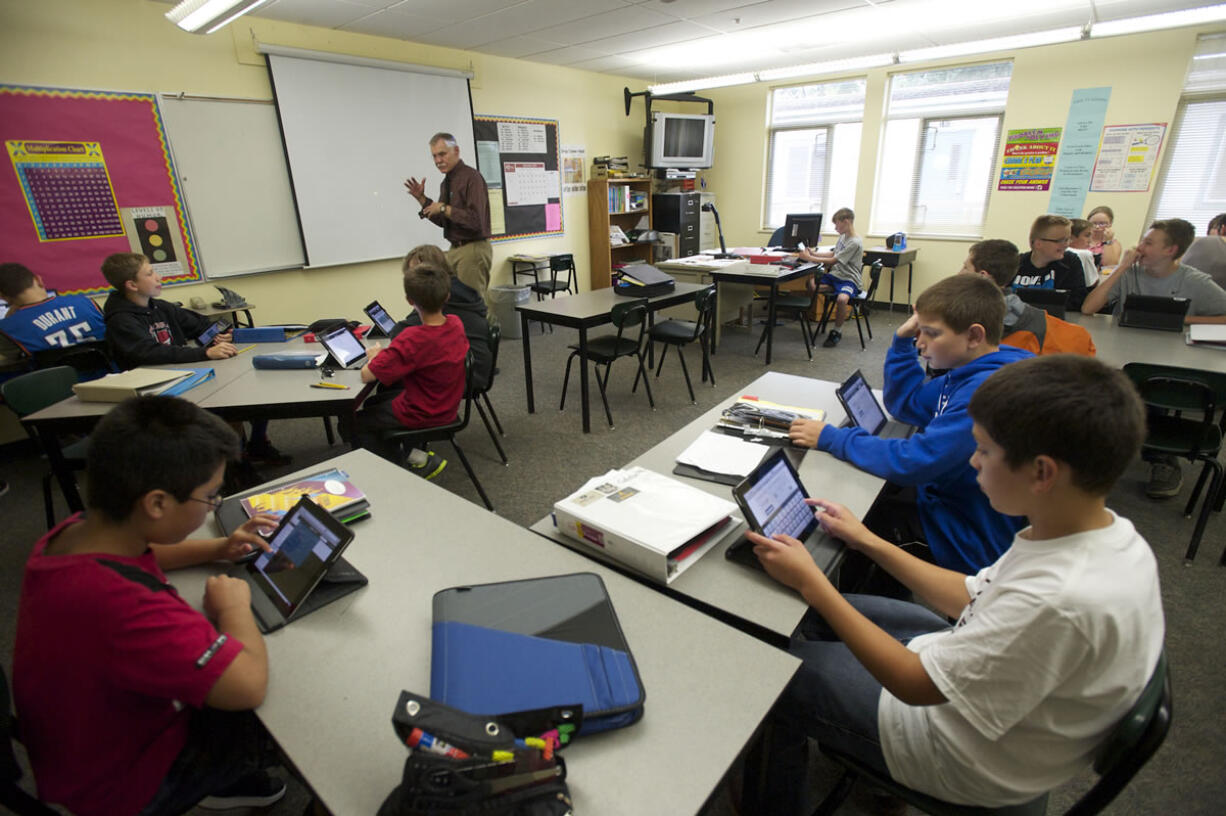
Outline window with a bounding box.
[1150,34,1226,232]
[764,79,865,231]
[871,62,1012,238]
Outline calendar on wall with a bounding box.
[473,115,562,242]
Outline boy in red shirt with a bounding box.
[13,396,284,816]
[353,259,469,477]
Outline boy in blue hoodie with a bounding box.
[788,274,1031,572]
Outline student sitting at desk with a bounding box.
[394,244,492,391]
[353,260,468,478]
[961,239,1095,357]
[797,207,863,348]
[1180,212,1226,289]
[12,396,286,816]
[788,275,1030,574]
[0,261,107,373]
[1013,214,1092,310]
[1080,218,1226,499]
[100,252,290,468]
[752,355,1163,814]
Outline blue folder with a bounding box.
[430,573,645,735]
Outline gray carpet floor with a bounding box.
[2,308,1224,815]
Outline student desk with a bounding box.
[21,340,364,513]
[862,247,919,311]
[531,371,888,642]
[704,262,819,364]
[174,449,801,816]
[1066,313,1226,373]
[515,282,709,433]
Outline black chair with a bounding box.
[816,260,883,350]
[2,667,58,816]
[30,340,114,378]
[1124,363,1226,564]
[470,323,507,466]
[634,286,716,404]
[2,366,88,529]
[560,298,654,428]
[811,652,1172,816]
[529,254,576,333]
[754,263,824,360]
[378,354,494,511]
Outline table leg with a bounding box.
[37,426,84,513]
[578,326,591,433]
[765,284,778,365]
[887,266,897,311]
[710,282,720,355]
[906,261,914,307]
[521,311,535,414]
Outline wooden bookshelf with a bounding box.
[587,177,653,290]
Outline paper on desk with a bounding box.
[677,431,770,476]
[1187,325,1226,345]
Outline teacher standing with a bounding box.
[405,132,494,320]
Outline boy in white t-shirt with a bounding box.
[750,355,1164,812]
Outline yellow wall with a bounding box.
[700,25,1223,297]
[0,0,645,322]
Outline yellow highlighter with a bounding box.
[310,381,350,390]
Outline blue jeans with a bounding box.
[760,595,951,815]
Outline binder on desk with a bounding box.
[431,573,644,736]
[71,367,212,402]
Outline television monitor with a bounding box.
[647,112,715,169]
[778,213,823,251]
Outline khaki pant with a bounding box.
[446,240,495,323]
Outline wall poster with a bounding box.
[997,128,1061,191]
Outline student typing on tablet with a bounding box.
[752,356,1163,813]
[12,396,286,816]
[788,275,1030,573]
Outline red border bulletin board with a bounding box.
[0,84,200,295]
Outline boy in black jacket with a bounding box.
[101,253,288,465]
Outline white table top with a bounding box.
[532,372,887,638]
[1066,312,1226,373]
[175,450,799,816]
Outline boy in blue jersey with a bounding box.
[788,274,1031,573]
[0,262,107,368]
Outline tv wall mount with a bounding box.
[624,88,714,120]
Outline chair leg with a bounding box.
[474,400,509,465]
[861,301,873,340]
[700,335,715,387]
[43,474,56,530]
[754,321,769,355]
[654,342,669,377]
[799,314,813,360]
[1184,460,1224,563]
[676,346,696,403]
[816,295,835,338]
[1184,461,1212,519]
[594,363,615,428]
[852,305,867,350]
[322,416,335,445]
[448,438,494,511]
[481,393,505,436]
[811,768,859,816]
[635,353,655,409]
[559,352,577,411]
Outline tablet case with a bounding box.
[431,573,644,736]
[233,555,367,634]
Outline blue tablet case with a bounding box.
[430,573,644,735]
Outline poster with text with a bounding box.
[998,128,1061,191]
[1090,123,1166,192]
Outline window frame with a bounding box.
[907,112,1005,239]
[1147,92,1226,228]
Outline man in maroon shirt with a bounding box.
[405,133,494,320]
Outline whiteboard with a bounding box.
[265,52,474,269]
[158,94,305,278]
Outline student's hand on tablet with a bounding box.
[206,342,238,360]
[214,330,233,345]
[218,513,279,562]
[789,417,826,448]
[747,530,825,592]
[810,499,872,551]
[203,574,251,621]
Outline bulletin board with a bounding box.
[473,115,563,242]
[0,84,200,295]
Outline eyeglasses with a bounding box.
[1036,236,1070,245]
[1088,221,1111,228]
[187,493,224,510]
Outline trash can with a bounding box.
[489,284,531,338]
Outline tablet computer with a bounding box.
[835,369,913,439]
[731,448,819,543]
[235,495,360,632]
[197,317,231,347]
[363,300,397,337]
[318,323,369,370]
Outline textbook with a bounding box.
[215,468,370,536]
[71,367,213,402]
[553,467,736,584]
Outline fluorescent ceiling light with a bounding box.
[758,54,896,82]
[898,27,1083,63]
[1090,3,1226,37]
[165,0,273,34]
[648,73,757,94]
[1192,51,1226,60]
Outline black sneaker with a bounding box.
[245,439,293,466]
[198,771,287,810]
[1145,459,1183,499]
[823,329,842,348]
[410,450,447,480]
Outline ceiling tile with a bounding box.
[527,45,613,64]
[531,5,680,45]
[479,35,571,57]
[339,7,453,38]
[253,0,376,28]
[692,0,876,33]
[565,54,642,72]
[579,20,712,52]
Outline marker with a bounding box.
[491,750,515,762]
[311,382,350,390]
[234,344,256,354]
[405,727,469,759]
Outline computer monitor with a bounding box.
[779,213,823,251]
